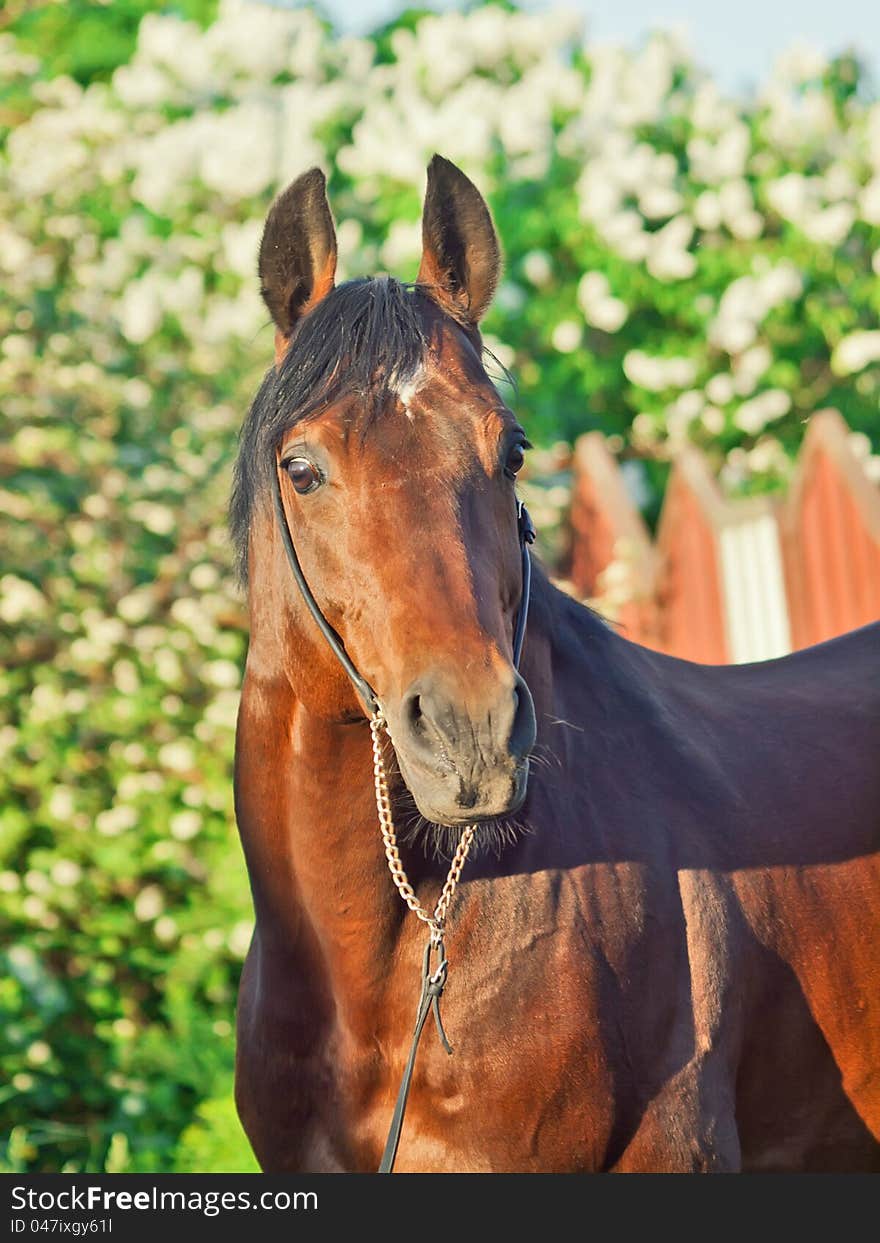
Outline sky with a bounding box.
[302,0,880,93]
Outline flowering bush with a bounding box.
[1,1,878,1171]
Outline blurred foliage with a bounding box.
[1,0,879,1172]
[4,2,219,83]
[174,1089,260,1172]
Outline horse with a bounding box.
[229,156,880,1172]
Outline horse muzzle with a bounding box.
[385,669,536,826]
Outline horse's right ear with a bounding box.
[259,168,337,366]
[417,155,500,325]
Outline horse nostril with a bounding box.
[403,690,425,738]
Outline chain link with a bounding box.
[370,710,475,943]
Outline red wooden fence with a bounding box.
[566,410,880,663]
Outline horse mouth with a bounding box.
[395,753,531,831]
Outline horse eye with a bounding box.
[284,457,322,495]
[504,443,526,479]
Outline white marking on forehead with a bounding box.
[389,366,426,420]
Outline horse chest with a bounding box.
[329,897,704,1172]
[329,938,615,1172]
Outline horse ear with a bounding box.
[259,168,337,365]
[417,155,500,325]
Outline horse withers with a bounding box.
[230,156,880,1172]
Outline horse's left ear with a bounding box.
[417,155,500,325]
[259,168,337,366]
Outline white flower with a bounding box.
[690,81,736,134]
[577,271,628,332]
[228,920,254,960]
[200,288,264,345]
[590,297,628,333]
[734,389,791,434]
[670,390,704,420]
[706,373,735,405]
[701,406,725,434]
[134,885,164,922]
[170,810,202,841]
[158,740,195,772]
[112,660,140,695]
[51,860,82,887]
[624,351,696,392]
[214,221,254,284]
[189,564,218,593]
[747,437,788,474]
[130,502,175,536]
[832,331,880,375]
[709,264,801,354]
[48,789,76,823]
[113,63,170,108]
[205,689,241,731]
[137,13,193,69]
[597,210,649,263]
[718,180,761,239]
[551,320,582,353]
[381,219,422,272]
[646,216,696,282]
[0,222,34,274]
[577,271,610,307]
[802,202,855,247]
[694,191,722,231]
[119,275,162,345]
[0,576,46,624]
[118,589,154,624]
[26,1041,52,1067]
[25,869,50,895]
[774,41,826,85]
[639,185,682,220]
[204,659,240,689]
[96,805,139,837]
[8,945,37,972]
[577,164,621,227]
[523,251,553,286]
[758,262,802,305]
[861,178,880,226]
[688,123,749,183]
[158,267,203,320]
[767,172,809,222]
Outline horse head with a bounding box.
[232,156,537,830]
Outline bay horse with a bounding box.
[230,156,880,1172]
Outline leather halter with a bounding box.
[270,455,535,1171]
[271,461,536,713]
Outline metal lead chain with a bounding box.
[369,710,475,942]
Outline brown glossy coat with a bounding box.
[232,160,880,1172]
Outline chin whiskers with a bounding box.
[526,742,561,773]
[379,743,537,862]
[390,783,533,862]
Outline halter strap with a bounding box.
[271,470,379,713]
[512,498,536,666]
[271,461,534,709]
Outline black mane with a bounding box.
[229,276,430,583]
